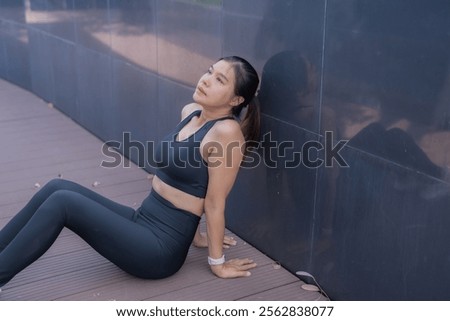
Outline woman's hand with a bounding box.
[193,231,237,248]
[210,258,257,278]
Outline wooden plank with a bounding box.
[240,282,329,301]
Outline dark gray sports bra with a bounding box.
[154,110,234,198]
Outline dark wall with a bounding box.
[1,0,449,300]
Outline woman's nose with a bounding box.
[203,72,213,85]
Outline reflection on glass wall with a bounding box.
[0,0,449,300]
[324,0,450,178]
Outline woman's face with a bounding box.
[193,60,242,109]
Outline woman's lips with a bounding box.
[197,86,207,96]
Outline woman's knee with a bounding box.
[31,179,70,204]
[46,189,80,204]
[44,178,65,190]
[43,178,74,193]
[40,190,82,217]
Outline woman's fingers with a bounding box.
[228,258,257,270]
[233,270,252,277]
[223,235,237,248]
[228,260,257,277]
[211,258,257,279]
[223,267,252,278]
[228,258,253,264]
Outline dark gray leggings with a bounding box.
[0,179,200,287]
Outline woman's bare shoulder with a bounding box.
[181,103,202,120]
[209,119,244,143]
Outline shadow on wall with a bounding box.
[259,51,317,129]
[234,49,339,275]
[258,49,338,236]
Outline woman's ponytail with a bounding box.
[240,96,260,149]
[220,56,260,153]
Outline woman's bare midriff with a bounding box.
[151,175,204,217]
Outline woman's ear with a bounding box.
[230,96,245,107]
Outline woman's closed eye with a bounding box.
[206,66,226,84]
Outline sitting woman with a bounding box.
[0,56,260,291]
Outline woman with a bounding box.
[0,56,259,290]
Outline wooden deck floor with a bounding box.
[0,78,326,301]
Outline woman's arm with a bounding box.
[203,121,257,278]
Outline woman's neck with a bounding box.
[199,106,232,122]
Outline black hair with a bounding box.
[219,56,260,146]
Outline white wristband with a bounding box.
[208,255,225,265]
